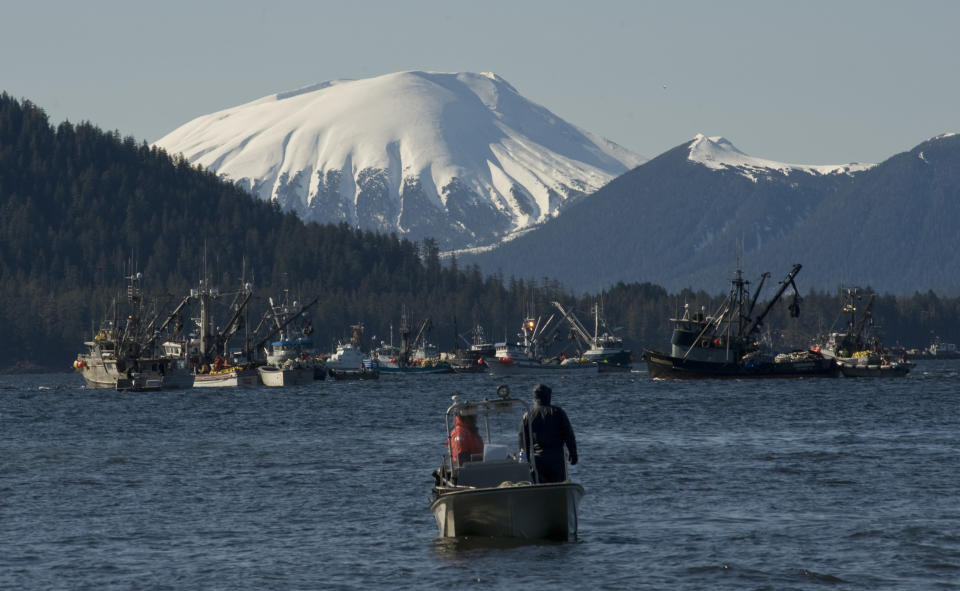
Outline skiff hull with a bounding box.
[430,481,584,540]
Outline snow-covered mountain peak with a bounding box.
[688,134,747,163]
[688,133,873,179]
[155,71,644,250]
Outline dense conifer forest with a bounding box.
[1,93,958,372]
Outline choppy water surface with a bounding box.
[3,363,960,589]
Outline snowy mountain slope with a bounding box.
[154,71,645,250]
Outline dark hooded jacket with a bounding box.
[520,384,578,483]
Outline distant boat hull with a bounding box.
[379,364,453,375]
[328,367,380,380]
[115,373,162,392]
[257,365,315,387]
[643,349,836,379]
[78,354,194,390]
[837,360,913,377]
[193,367,260,388]
[483,357,598,376]
[582,349,633,372]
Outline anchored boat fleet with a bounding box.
[74,273,636,391]
[75,263,919,392]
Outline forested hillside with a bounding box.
[1,94,958,371]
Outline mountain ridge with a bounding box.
[460,133,960,295]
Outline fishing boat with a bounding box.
[484,342,598,376]
[326,324,380,380]
[642,264,835,379]
[483,315,598,376]
[447,324,495,373]
[816,288,913,377]
[188,277,262,388]
[552,300,632,371]
[429,385,584,540]
[924,339,960,359]
[374,308,453,375]
[253,294,325,385]
[75,272,195,391]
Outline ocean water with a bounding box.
[2,363,960,590]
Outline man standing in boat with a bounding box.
[520,384,578,483]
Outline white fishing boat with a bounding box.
[484,342,597,376]
[430,386,584,540]
[187,275,263,388]
[552,300,632,371]
[254,294,325,384]
[326,324,379,379]
[482,315,598,376]
[75,272,195,391]
[815,287,913,378]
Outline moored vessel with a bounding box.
[816,287,913,378]
[642,264,834,379]
[326,324,380,380]
[483,315,598,376]
[484,342,598,376]
[447,324,494,373]
[75,272,195,391]
[188,276,261,388]
[253,293,325,385]
[552,299,632,371]
[373,307,453,375]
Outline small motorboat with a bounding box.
[429,385,584,540]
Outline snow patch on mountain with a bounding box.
[688,134,873,180]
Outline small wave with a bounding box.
[800,568,847,583]
[923,561,960,570]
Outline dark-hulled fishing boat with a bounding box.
[642,264,835,379]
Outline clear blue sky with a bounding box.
[3,0,958,165]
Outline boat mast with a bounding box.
[745,264,803,338]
